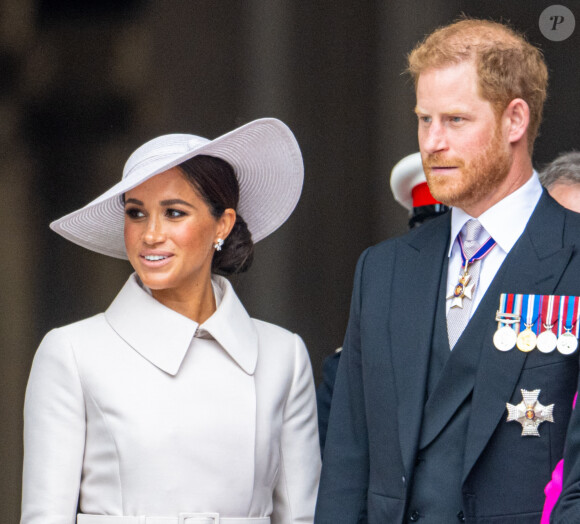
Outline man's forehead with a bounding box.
[416,62,480,98]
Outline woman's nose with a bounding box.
[143,217,166,244]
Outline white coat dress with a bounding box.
[21,274,321,524]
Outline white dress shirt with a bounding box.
[446,172,543,317]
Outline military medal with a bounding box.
[536,295,559,354]
[537,326,558,353]
[556,295,580,355]
[516,294,539,353]
[448,234,496,309]
[506,389,554,437]
[557,330,578,355]
[517,326,536,352]
[493,294,519,351]
[494,325,518,351]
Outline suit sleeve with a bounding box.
[315,249,370,524]
[272,334,321,524]
[21,329,86,524]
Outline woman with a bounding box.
[21,118,321,524]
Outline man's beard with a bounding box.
[423,125,512,210]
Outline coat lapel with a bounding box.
[462,193,574,482]
[105,274,258,376]
[105,274,198,375]
[389,216,451,475]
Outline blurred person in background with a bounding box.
[539,151,580,213]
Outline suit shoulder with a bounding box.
[364,212,449,262]
[564,207,580,230]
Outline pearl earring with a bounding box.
[213,238,224,251]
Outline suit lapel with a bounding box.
[462,193,574,482]
[390,216,450,475]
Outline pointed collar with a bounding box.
[448,171,543,256]
[105,274,258,376]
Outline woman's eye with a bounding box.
[167,208,186,218]
[125,208,145,219]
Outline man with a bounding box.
[315,19,580,523]
[539,151,580,212]
[316,152,448,456]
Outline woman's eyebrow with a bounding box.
[160,198,194,208]
[124,197,194,208]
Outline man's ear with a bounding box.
[503,98,530,144]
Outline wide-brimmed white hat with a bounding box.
[50,118,304,259]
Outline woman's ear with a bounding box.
[217,208,236,240]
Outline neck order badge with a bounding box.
[448,233,497,309]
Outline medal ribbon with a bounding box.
[573,296,580,337]
[458,234,497,271]
[530,294,540,334]
[549,295,560,334]
[540,295,556,334]
[513,294,524,335]
[507,293,516,324]
[559,296,574,336]
[519,294,537,334]
[497,293,507,328]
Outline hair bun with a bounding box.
[212,214,254,275]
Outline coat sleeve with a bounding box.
[314,249,370,524]
[21,329,86,524]
[271,334,321,524]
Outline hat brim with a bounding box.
[50,118,304,259]
[390,152,426,211]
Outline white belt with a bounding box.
[77,513,270,524]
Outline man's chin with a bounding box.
[426,178,462,207]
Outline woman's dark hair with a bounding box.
[177,155,254,275]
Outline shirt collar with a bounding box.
[105,274,258,376]
[448,171,543,257]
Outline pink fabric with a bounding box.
[542,460,564,523]
[541,392,577,523]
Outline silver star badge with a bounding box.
[506,389,554,437]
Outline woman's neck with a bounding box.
[151,278,217,324]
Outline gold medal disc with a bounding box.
[516,328,537,353]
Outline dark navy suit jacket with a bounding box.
[315,191,580,523]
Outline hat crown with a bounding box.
[122,134,210,181]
